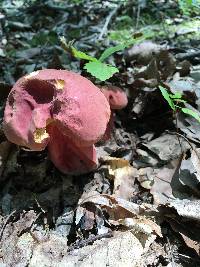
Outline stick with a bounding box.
[98,5,121,40]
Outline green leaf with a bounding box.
[98,34,154,62]
[84,61,119,81]
[99,44,126,62]
[71,47,97,62]
[99,39,137,62]
[60,36,97,62]
[170,92,182,99]
[181,108,200,123]
[159,86,175,110]
[175,99,187,103]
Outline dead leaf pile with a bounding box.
[159,199,200,256]
[75,191,161,260]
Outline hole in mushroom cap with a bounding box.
[51,98,80,115]
[22,79,55,104]
[8,92,15,107]
[51,99,62,115]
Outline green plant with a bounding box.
[159,85,200,123]
[178,0,200,15]
[60,36,144,81]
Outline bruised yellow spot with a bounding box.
[55,79,65,90]
[33,128,49,143]
[25,70,40,79]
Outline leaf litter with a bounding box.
[1,1,200,266]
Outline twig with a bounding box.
[166,130,200,166]
[34,194,46,214]
[98,5,121,40]
[135,3,141,30]
[166,130,194,151]
[67,232,113,252]
[175,111,183,154]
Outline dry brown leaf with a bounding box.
[167,199,200,221]
[191,148,200,177]
[29,233,68,267]
[180,232,200,255]
[125,41,163,65]
[61,231,144,267]
[76,192,161,245]
[164,216,200,256]
[0,210,39,266]
[101,156,136,200]
[76,193,141,227]
[118,215,162,238]
[150,160,179,205]
[160,199,200,254]
[156,50,176,79]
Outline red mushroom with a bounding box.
[101,85,128,110]
[3,69,110,174]
[100,85,128,140]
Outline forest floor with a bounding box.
[1,1,200,266]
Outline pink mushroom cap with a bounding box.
[3,69,110,174]
[101,85,128,110]
[100,85,128,141]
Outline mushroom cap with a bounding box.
[3,69,111,151]
[101,85,128,110]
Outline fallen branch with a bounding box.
[98,4,121,40]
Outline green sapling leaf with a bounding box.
[70,47,97,62]
[175,99,187,103]
[99,39,140,62]
[84,61,119,81]
[159,86,175,110]
[60,36,97,62]
[61,35,153,82]
[98,32,155,62]
[181,107,200,123]
[99,44,126,62]
[170,92,182,99]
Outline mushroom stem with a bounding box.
[47,124,97,174]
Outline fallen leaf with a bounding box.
[167,199,200,221]
[125,41,163,65]
[161,200,200,243]
[150,160,179,205]
[63,231,144,267]
[191,148,200,176]
[76,193,161,241]
[144,134,188,162]
[0,210,39,267]
[101,156,136,200]
[180,232,200,255]
[178,150,200,197]
[177,111,200,144]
